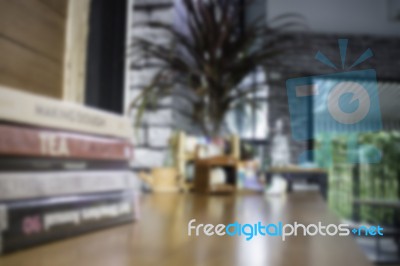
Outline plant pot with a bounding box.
[148,167,179,193]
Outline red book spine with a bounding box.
[0,124,133,161]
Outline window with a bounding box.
[225,68,269,140]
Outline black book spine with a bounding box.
[0,191,137,254]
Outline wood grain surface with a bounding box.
[0,191,372,266]
[0,0,67,98]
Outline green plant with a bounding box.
[318,131,400,224]
[130,0,302,137]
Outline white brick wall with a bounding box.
[130,108,174,127]
[132,127,147,146]
[131,148,166,168]
[131,68,160,88]
[127,1,179,170]
[148,127,172,148]
[150,8,175,24]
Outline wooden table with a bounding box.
[0,192,371,266]
[266,166,328,200]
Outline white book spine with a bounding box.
[0,86,133,139]
[0,171,141,201]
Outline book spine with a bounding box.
[0,124,134,161]
[0,171,141,201]
[0,158,129,172]
[0,191,138,254]
[0,86,133,139]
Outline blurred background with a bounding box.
[0,0,399,265]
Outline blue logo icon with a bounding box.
[286,39,382,164]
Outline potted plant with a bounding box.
[130,0,301,137]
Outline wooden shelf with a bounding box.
[194,156,238,194]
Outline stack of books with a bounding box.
[0,86,139,254]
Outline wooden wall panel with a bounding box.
[0,0,67,98]
[39,0,68,18]
[0,37,61,98]
[62,0,90,103]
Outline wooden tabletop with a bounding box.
[195,155,238,166]
[0,192,371,266]
[268,166,327,174]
